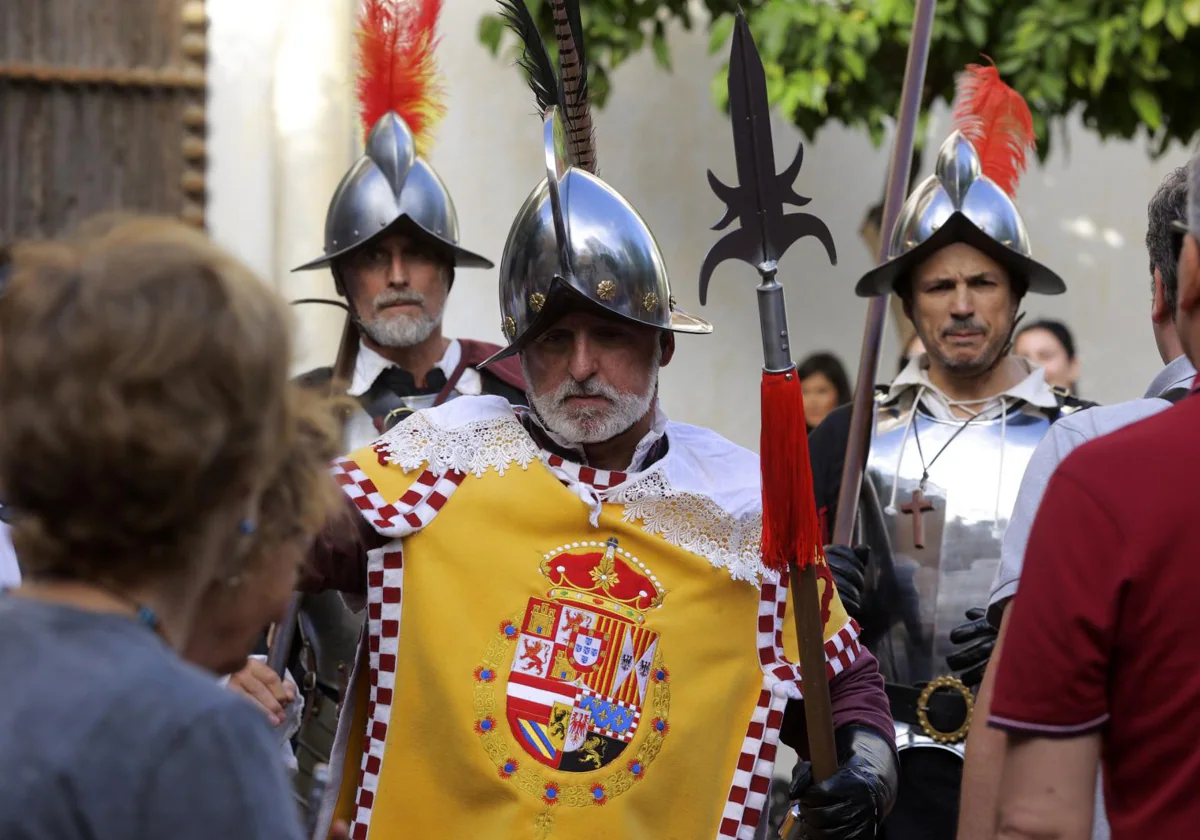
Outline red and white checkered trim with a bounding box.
[333,457,466,537]
[716,572,864,838]
[543,453,629,491]
[333,461,467,839]
[348,542,404,840]
[717,684,788,838]
[756,577,862,690]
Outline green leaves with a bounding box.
[707,13,734,55]
[652,20,671,70]
[476,0,1200,159]
[1142,0,1166,28]
[478,13,506,55]
[1130,87,1163,129]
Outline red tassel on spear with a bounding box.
[698,9,842,790]
[702,7,938,838]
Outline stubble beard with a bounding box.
[523,358,660,445]
[927,316,1015,380]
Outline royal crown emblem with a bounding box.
[473,536,670,809]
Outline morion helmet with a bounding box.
[480,0,710,367]
[855,64,1064,298]
[294,0,491,279]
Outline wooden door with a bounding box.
[0,0,207,240]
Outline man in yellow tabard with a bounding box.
[300,5,899,838]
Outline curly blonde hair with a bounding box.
[0,216,295,585]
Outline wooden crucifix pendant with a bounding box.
[899,486,935,549]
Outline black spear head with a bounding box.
[697,8,837,305]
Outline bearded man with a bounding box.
[227,0,526,800]
[296,4,899,836]
[291,18,525,450]
[806,71,1092,840]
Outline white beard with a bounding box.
[359,309,439,348]
[356,289,442,348]
[523,356,659,445]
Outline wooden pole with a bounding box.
[831,0,938,548]
[779,4,938,837]
[793,562,838,778]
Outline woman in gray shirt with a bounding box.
[0,218,308,840]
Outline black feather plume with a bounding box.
[498,0,559,114]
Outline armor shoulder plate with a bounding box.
[1049,388,1099,419]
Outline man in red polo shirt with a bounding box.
[989,155,1200,839]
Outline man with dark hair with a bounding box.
[1015,318,1080,394]
[807,69,1093,839]
[987,153,1200,838]
[955,164,1196,840]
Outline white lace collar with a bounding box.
[371,396,767,583]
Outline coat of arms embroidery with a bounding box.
[473,536,671,827]
[504,537,665,773]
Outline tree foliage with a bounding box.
[478,0,1200,160]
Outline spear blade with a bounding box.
[728,8,775,268]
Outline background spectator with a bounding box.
[798,351,852,431]
[1015,318,1080,393]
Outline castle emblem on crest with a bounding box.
[500,537,666,774]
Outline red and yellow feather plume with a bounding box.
[952,61,1035,197]
[356,0,446,158]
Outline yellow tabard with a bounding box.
[332,454,773,839]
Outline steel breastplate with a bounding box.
[862,395,1051,686]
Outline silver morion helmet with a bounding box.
[856,61,1067,299]
[855,131,1064,298]
[481,0,709,366]
[294,0,490,275]
[483,110,711,365]
[294,111,491,273]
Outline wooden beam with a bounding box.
[0,63,205,91]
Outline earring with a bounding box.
[238,518,257,536]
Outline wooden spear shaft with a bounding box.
[779,5,938,838]
[832,0,938,548]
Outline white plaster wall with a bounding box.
[206,0,286,283]
[206,0,354,375]
[207,0,1196,451]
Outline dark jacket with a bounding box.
[298,338,527,408]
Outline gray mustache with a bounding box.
[555,378,619,402]
[374,290,425,310]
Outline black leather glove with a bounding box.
[788,725,899,839]
[946,607,998,688]
[823,544,869,623]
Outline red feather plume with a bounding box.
[951,62,1035,197]
[356,0,446,158]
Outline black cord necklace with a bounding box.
[911,405,985,490]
